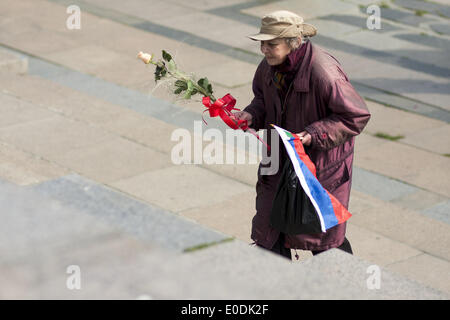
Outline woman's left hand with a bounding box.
[297,131,312,146]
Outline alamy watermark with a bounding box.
[66,5,81,30]
[366,264,381,290]
[66,265,81,290]
[170,121,280,175]
[366,5,381,30]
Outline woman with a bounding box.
[235,11,371,259]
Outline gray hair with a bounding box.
[284,36,304,50]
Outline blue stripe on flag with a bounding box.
[287,140,339,230]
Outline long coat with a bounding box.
[244,40,371,251]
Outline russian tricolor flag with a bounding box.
[273,125,352,232]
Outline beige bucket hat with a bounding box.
[248,10,317,41]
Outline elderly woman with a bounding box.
[235,11,371,259]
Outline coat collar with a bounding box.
[265,40,314,93]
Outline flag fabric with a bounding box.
[272,125,352,233]
[270,159,324,235]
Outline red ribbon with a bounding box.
[202,94,269,150]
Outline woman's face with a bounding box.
[260,39,291,66]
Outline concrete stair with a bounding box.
[0,48,27,75]
[0,176,446,299]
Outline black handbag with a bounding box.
[270,160,323,235]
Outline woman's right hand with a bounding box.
[233,111,253,127]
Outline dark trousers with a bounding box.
[261,233,353,260]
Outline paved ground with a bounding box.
[0,0,449,298]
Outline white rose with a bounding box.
[137,51,153,64]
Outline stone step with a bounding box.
[0,47,28,75]
[28,174,230,252]
[180,240,448,299]
[0,176,447,299]
[0,176,121,265]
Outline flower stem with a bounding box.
[151,57,216,102]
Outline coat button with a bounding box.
[322,133,327,139]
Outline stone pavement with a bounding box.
[0,173,444,299]
[0,0,449,299]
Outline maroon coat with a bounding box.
[244,41,371,251]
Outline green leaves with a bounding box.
[154,50,173,82]
[162,50,172,62]
[148,49,215,101]
[154,63,166,82]
[167,59,177,72]
[184,80,195,99]
[173,80,199,99]
[173,80,187,94]
[175,80,187,89]
[197,77,213,96]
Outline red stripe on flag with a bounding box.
[326,190,352,224]
[292,137,317,177]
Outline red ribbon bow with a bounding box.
[202,94,248,130]
[202,94,269,150]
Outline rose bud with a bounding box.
[137,51,153,64]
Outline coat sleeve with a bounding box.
[243,63,266,132]
[305,78,371,150]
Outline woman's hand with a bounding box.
[233,111,253,127]
[297,131,312,146]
